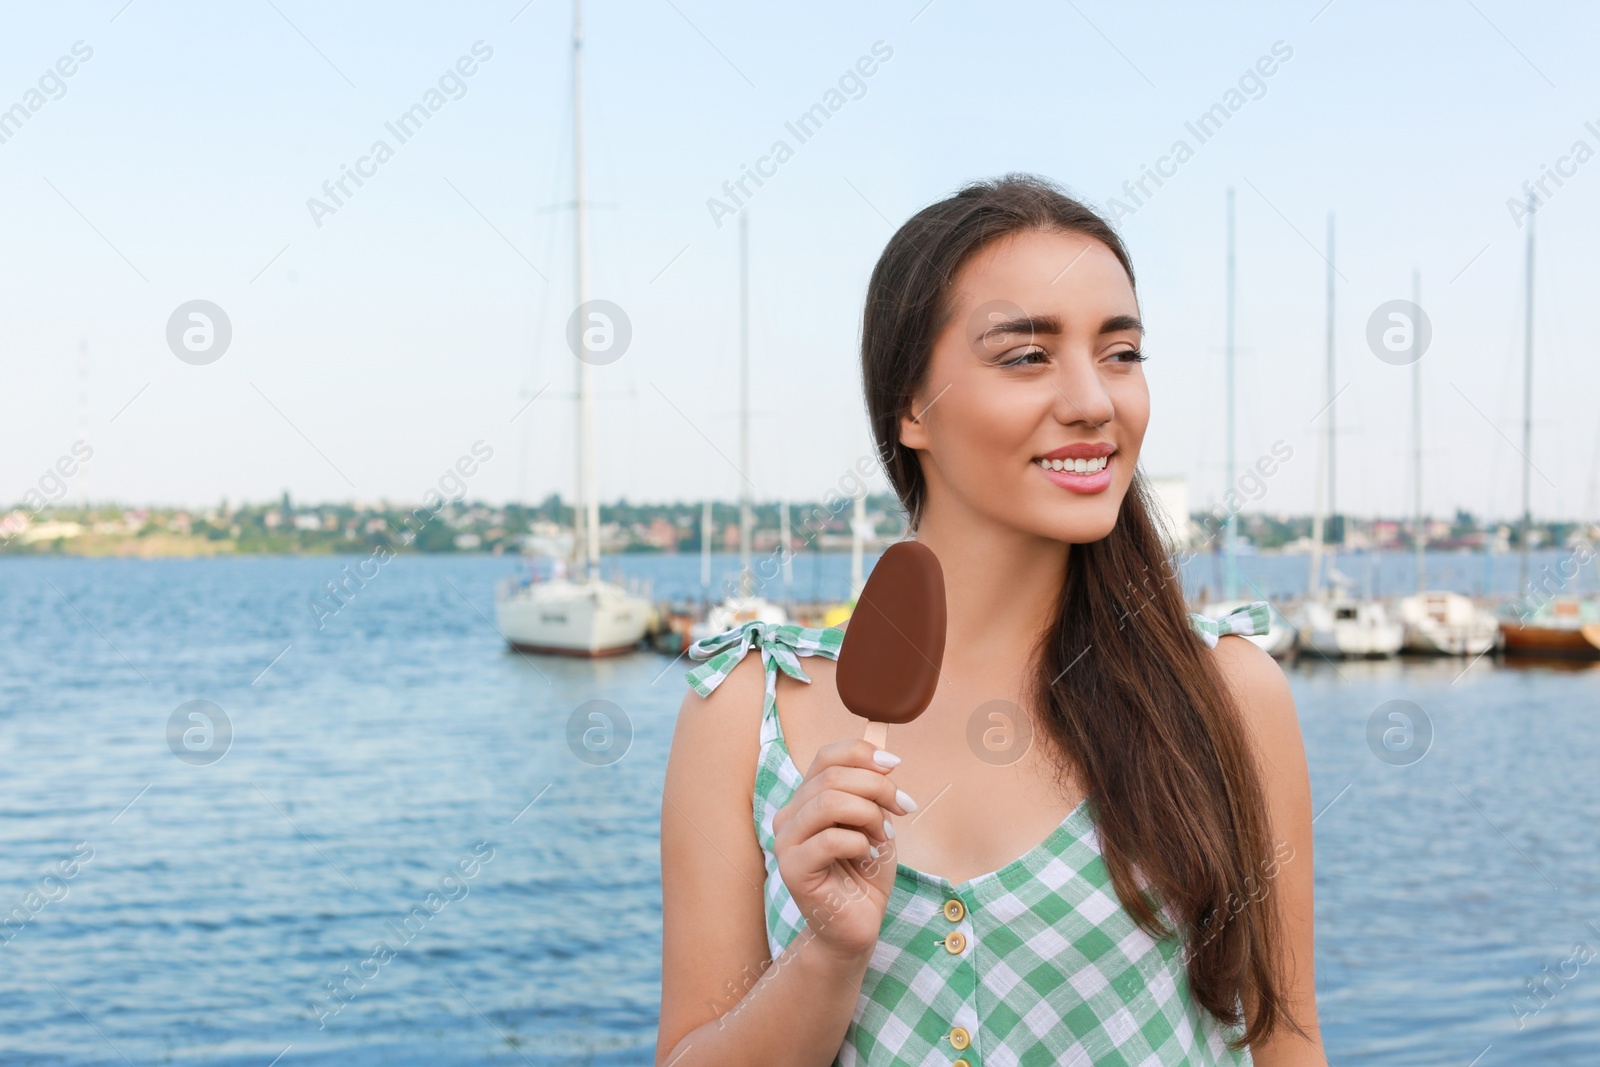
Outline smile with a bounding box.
[1034,455,1109,474]
[1033,451,1115,495]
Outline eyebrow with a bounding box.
[977,312,1144,340]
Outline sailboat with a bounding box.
[495,0,651,657]
[1197,189,1297,656]
[1496,193,1600,658]
[1395,268,1500,656]
[688,210,789,644]
[1292,210,1403,658]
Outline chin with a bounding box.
[1015,505,1119,545]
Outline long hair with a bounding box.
[860,172,1304,1050]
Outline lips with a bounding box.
[1034,442,1116,461]
[1035,450,1114,494]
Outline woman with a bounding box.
[657,174,1324,1065]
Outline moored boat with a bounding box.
[1498,596,1600,659]
[1398,591,1500,656]
[1292,589,1404,659]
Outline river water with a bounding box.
[0,551,1596,1064]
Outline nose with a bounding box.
[1049,350,1114,431]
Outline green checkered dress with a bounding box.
[684,602,1269,1066]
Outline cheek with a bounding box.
[927,388,1046,491]
[950,387,1049,463]
[1114,375,1151,440]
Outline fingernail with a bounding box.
[883,819,896,839]
[895,788,917,813]
[872,749,901,768]
[869,844,880,859]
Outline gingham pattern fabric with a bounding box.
[1185,601,1270,649]
[684,613,1256,1066]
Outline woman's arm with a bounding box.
[1212,635,1328,1067]
[656,654,876,1067]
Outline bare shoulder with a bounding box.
[667,646,770,806]
[1207,634,1312,844]
[1209,633,1300,761]
[658,647,775,1059]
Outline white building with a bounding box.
[1145,476,1190,553]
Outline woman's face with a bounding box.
[899,227,1149,545]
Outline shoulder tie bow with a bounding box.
[1186,600,1272,648]
[684,620,844,705]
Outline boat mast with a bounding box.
[779,497,793,600]
[571,0,598,580]
[738,209,752,598]
[1519,191,1535,594]
[1308,213,1331,596]
[700,498,711,611]
[1224,187,1238,601]
[1413,267,1425,594]
[851,420,865,599]
[851,489,865,599]
[1326,212,1338,562]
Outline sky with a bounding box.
[3,0,1599,524]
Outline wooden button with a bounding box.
[949,1026,971,1050]
[943,898,966,922]
[944,930,967,954]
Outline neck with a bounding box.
[910,497,1068,674]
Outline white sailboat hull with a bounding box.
[689,596,789,645]
[1293,597,1404,658]
[495,577,650,657]
[1398,591,1499,656]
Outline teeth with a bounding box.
[1038,455,1109,473]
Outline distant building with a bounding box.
[1145,476,1189,553]
[20,521,82,543]
[645,516,678,551]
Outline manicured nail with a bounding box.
[883,819,896,839]
[895,788,917,813]
[869,844,880,859]
[872,749,901,768]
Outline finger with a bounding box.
[781,790,892,851]
[775,760,912,836]
[805,737,903,779]
[775,767,911,845]
[788,826,879,874]
[808,764,916,817]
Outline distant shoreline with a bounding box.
[0,540,1567,561]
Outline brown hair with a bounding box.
[860,172,1304,1050]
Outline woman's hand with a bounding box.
[771,738,914,963]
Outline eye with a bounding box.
[1110,348,1146,364]
[999,347,1048,368]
